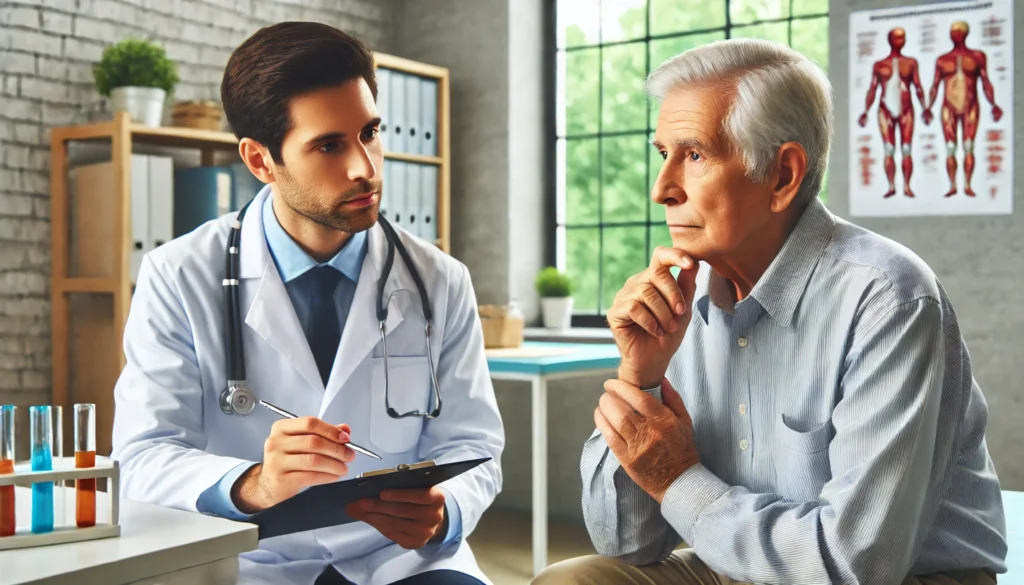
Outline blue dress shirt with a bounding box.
[581,198,1007,583]
[197,195,462,545]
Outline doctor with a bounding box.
[110,22,504,585]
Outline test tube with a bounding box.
[0,405,14,537]
[74,404,96,528]
[50,405,64,527]
[30,405,53,533]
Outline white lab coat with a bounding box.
[111,187,504,585]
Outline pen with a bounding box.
[259,400,382,460]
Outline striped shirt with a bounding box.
[581,198,1008,584]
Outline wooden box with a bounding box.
[479,305,524,348]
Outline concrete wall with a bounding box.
[829,0,1024,491]
[0,0,394,456]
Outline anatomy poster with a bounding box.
[849,0,1013,217]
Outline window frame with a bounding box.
[547,0,829,328]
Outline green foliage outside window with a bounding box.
[556,0,829,320]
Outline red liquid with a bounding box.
[0,459,13,536]
[75,451,96,528]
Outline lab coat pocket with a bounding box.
[774,415,833,502]
[370,356,430,453]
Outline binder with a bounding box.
[406,162,420,237]
[129,155,150,281]
[420,77,438,157]
[391,71,407,153]
[173,166,233,237]
[390,161,406,229]
[147,156,174,250]
[247,457,491,540]
[420,164,438,242]
[405,73,421,154]
[381,158,392,221]
[230,162,264,210]
[377,68,391,151]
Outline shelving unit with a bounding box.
[48,52,450,456]
[0,456,120,550]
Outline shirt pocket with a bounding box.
[369,356,430,453]
[774,415,834,503]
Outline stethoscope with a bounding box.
[219,197,443,420]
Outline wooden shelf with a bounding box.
[51,116,239,151]
[55,277,119,294]
[384,151,442,165]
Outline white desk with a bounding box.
[1,486,258,585]
[486,342,620,576]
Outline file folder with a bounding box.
[405,72,421,154]
[377,67,392,151]
[381,158,392,221]
[406,162,420,237]
[390,160,407,229]
[420,164,438,242]
[420,77,438,157]
[173,166,233,237]
[147,156,174,250]
[247,457,491,540]
[129,155,150,281]
[391,71,407,153]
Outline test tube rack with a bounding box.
[0,455,120,550]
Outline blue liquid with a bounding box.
[31,445,53,533]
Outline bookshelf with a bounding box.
[48,53,451,456]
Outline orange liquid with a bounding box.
[0,459,13,536]
[75,451,96,528]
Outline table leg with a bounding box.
[532,375,547,576]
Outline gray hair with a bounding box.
[646,38,833,207]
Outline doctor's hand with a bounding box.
[232,418,356,514]
[608,247,699,390]
[596,377,699,503]
[345,487,448,549]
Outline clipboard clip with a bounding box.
[356,460,437,478]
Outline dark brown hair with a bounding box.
[221,21,377,163]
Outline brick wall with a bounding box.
[0,0,394,453]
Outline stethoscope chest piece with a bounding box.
[221,381,256,416]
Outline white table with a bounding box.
[1,485,258,585]
[486,342,620,576]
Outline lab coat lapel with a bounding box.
[320,222,406,413]
[239,188,324,392]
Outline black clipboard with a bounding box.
[246,457,491,540]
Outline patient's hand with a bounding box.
[595,377,698,503]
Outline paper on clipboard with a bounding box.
[246,456,491,540]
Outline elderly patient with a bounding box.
[534,39,1007,585]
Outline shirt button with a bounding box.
[739,403,747,415]
[739,439,749,450]
[738,337,748,348]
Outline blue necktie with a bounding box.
[306,266,343,386]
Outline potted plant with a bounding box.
[535,267,574,331]
[93,38,179,127]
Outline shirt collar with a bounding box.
[696,197,835,326]
[262,193,367,283]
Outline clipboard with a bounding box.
[246,456,491,540]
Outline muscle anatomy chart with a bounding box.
[849,0,1012,217]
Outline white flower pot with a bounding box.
[541,297,574,331]
[109,86,166,127]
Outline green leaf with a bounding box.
[93,38,179,97]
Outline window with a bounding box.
[553,0,829,326]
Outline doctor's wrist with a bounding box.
[232,463,269,514]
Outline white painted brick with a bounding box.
[164,40,201,65]
[0,51,36,75]
[32,197,48,219]
[0,370,20,390]
[3,145,32,169]
[21,77,69,102]
[0,170,24,192]
[25,244,48,269]
[0,339,22,354]
[0,123,11,142]
[41,103,78,126]
[73,16,121,41]
[63,38,104,63]
[41,10,74,36]
[22,337,50,358]
[0,218,50,244]
[67,63,95,85]
[1,298,48,318]
[13,123,39,144]
[22,172,49,194]
[20,369,48,390]
[1,7,41,29]
[0,352,30,370]
[82,0,127,21]
[36,55,69,81]
[28,349,49,369]
[0,194,34,216]
[2,75,19,96]
[198,46,232,68]
[2,98,42,122]
[12,30,63,57]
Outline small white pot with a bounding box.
[541,297,574,331]
[109,86,166,127]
